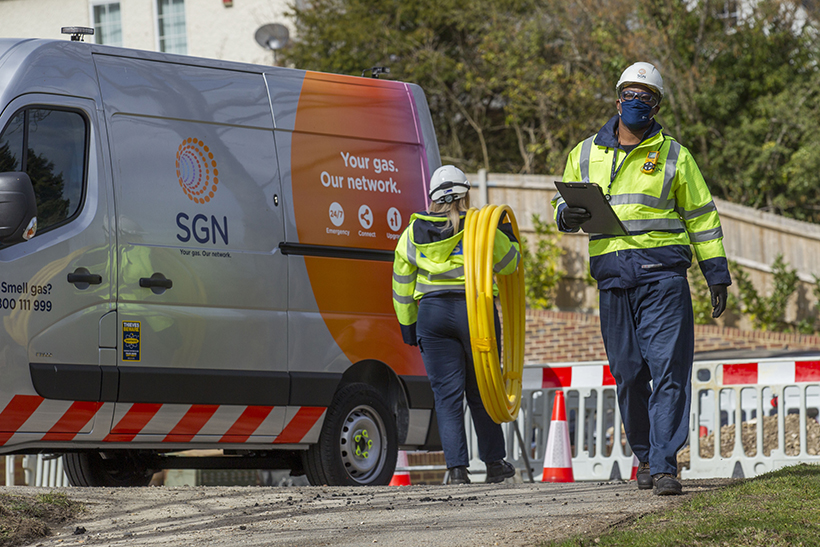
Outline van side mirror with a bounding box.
[0,172,37,244]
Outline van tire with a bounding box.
[302,383,397,486]
[63,451,152,487]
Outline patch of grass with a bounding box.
[0,491,82,547]
[544,463,820,547]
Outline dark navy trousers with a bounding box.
[416,294,506,468]
[599,276,694,475]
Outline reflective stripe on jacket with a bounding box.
[392,211,520,328]
[552,115,732,290]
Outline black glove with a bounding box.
[710,284,729,318]
[400,323,418,346]
[561,207,592,230]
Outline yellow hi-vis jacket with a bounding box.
[392,211,520,344]
[552,116,732,290]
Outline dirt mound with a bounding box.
[0,491,82,547]
[679,414,820,471]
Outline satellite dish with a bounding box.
[255,23,289,51]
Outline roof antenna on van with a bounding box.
[362,67,390,79]
[61,27,95,42]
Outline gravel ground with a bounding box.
[16,477,732,547]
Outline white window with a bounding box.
[91,2,122,46]
[716,0,740,26]
[156,0,187,54]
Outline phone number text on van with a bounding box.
[0,297,52,312]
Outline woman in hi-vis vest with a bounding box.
[392,165,520,484]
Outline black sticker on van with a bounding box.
[123,321,141,362]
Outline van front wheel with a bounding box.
[302,383,398,486]
[63,451,153,487]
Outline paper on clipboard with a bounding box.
[554,181,628,235]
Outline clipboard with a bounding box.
[554,181,628,235]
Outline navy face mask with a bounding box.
[619,99,655,131]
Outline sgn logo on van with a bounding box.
[175,138,229,245]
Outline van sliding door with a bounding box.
[95,54,288,441]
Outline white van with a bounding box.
[0,34,441,486]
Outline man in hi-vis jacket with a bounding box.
[552,62,731,495]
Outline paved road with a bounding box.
[21,478,731,547]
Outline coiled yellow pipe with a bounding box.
[463,205,525,424]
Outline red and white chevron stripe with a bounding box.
[0,395,325,448]
[722,360,820,386]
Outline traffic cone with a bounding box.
[541,390,574,482]
[389,450,411,486]
[630,454,639,481]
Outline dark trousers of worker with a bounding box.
[416,294,506,468]
[599,275,694,476]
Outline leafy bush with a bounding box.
[689,259,740,325]
[734,254,800,332]
[522,214,565,309]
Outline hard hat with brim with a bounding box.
[616,62,664,101]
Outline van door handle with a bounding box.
[67,268,102,288]
[139,273,173,293]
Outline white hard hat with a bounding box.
[429,165,470,204]
[616,62,664,101]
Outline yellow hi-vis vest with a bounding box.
[552,118,731,290]
[392,211,520,328]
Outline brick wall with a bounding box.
[525,309,607,363]
[406,451,446,485]
[692,324,820,354]
[524,309,820,364]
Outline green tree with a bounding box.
[698,6,820,218]
[521,214,564,309]
[283,0,623,174]
[283,0,820,219]
[633,0,820,220]
[471,0,618,173]
[284,0,521,172]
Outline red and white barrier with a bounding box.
[722,360,820,385]
[468,356,820,483]
[523,359,820,390]
[523,363,615,391]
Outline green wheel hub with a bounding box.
[339,404,386,482]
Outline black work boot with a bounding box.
[485,460,516,483]
[448,466,470,485]
[636,462,653,490]
[653,473,683,496]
